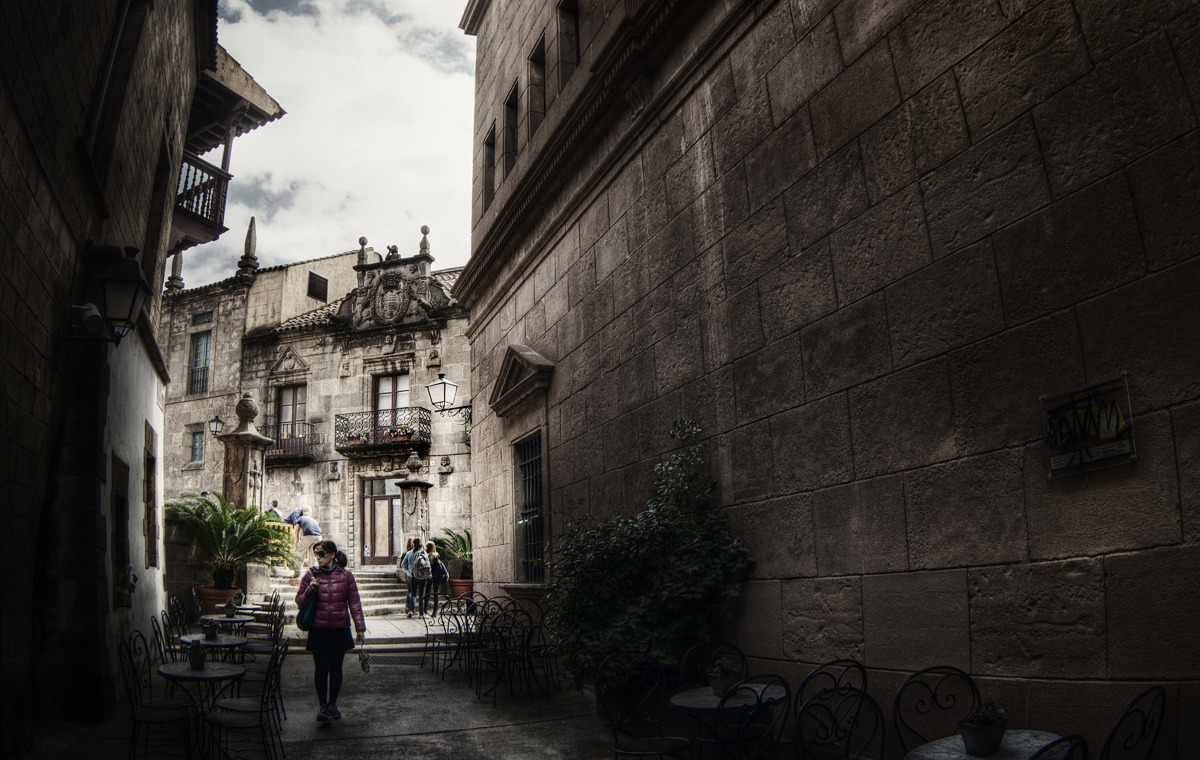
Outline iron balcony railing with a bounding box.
[334,407,432,451]
[188,366,209,395]
[176,152,231,226]
[263,421,316,461]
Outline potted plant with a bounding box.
[707,655,741,696]
[959,701,1008,756]
[389,424,413,441]
[165,492,299,614]
[434,528,473,598]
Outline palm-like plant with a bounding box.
[434,528,473,579]
[165,492,299,588]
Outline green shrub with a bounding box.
[545,420,754,685]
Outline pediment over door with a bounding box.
[488,344,555,418]
[269,345,310,382]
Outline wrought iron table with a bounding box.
[903,729,1062,760]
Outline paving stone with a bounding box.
[1033,34,1196,196]
[955,0,1092,141]
[1024,411,1182,560]
[782,577,864,663]
[744,106,817,213]
[1106,544,1200,679]
[769,392,852,493]
[800,294,891,400]
[829,184,931,304]
[833,0,924,65]
[848,359,956,477]
[783,142,870,251]
[904,449,1028,569]
[889,0,1008,98]
[1075,258,1200,414]
[739,493,817,579]
[886,240,1004,368]
[993,173,1144,326]
[949,310,1087,457]
[969,559,1106,678]
[920,116,1051,258]
[810,41,901,159]
[759,238,838,344]
[862,569,969,670]
[812,474,908,576]
[734,331,805,423]
[1126,132,1200,271]
[766,14,842,124]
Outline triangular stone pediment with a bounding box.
[269,345,310,377]
[488,344,555,418]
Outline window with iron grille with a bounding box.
[144,422,158,568]
[515,433,545,582]
[307,271,328,302]
[188,330,211,394]
[191,310,213,325]
[190,431,204,462]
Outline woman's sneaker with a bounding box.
[328,703,342,720]
[316,704,332,721]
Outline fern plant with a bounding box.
[165,492,299,588]
[434,528,473,579]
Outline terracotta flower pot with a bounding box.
[958,718,1008,756]
[448,578,473,599]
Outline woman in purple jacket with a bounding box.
[295,539,367,721]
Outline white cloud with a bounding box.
[182,0,475,289]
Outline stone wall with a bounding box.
[460,0,1200,754]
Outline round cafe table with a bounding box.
[903,730,1062,760]
[180,632,248,661]
[200,613,255,634]
[670,683,788,759]
[157,660,245,713]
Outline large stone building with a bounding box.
[159,228,472,576]
[457,0,1200,753]
[0,2,281,755]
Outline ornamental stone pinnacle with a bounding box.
[236,217,259,279]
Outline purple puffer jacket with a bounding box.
[296,565,366,633]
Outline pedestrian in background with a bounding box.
[296,508,322,565]
[295,539,366,721]
[411,541,432,617]
[424,541,449,616]
[400,537,417,618]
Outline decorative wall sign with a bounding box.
[1043,374,1135,477]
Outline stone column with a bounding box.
[216,393,274,511]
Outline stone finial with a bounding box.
[235,392,260,422]
[405,451,423,474]
[165,250,185,292]
[419,225,430,255]
[236,217,259,279]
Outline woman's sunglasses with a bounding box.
[314,550,328,557]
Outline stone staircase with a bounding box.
[265,567,409,620]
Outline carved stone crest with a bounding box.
[371,271,411,325]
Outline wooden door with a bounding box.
[361,479,397,565]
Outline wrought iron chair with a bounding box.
[1030,734,1089,760]
[205,638,288,760]
[1098,686,1165,760]
[422,596,465,674]
[694,674,791,760]
[596,650,692,759]
[118,630,192,760]
[679,639,749,688]
[793,686,885,760]
[892,665,981,753]
[150,614,174,664]
[159,609,183,663]
[474,608,534,705]
[795,659,867,712]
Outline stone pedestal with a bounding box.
[217,393,274,511]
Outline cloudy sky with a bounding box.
[182,0,476,288]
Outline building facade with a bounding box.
[0,1,281,755]
[159,229,472,577]
[457,0,1200,753]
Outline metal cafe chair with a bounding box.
[596,650,692,759]
[892,665,981,753]
[793,686,885,760]
[1098,686,1165,760]
[795,659,867,711]
[118,630,192,760]
[474,608,534,705]
[1030,734,1089,760]
[205,638,288,760]
[679,639,749,688]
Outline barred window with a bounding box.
[307,272,328,302]
[190,431,204,462]
[191,310,213,325]
[515,433,545,582]
[188,331,211,395]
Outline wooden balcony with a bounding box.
[169,152,230,252]
[334,408,432,457]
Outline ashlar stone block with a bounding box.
[800,294,891,400]
[1025,411,1182,560]
[769,392,852,494]
[783,142,869,252]
[728,0,797,98]
[829,184,931,304]
[1174,401,1200,543]
[904,449,1028,570]
[812,474,908,576]
[1126,132,1200,271]
[1106,544,1200,679]
[1074,0,1196,63]
[734,331,805,424]
[782,577,864,663]
[744,105,817,213]
[730,579,784,659]
[969,559,1106,678]
[738,493,817,579]
[885,239,1005,368]
[863,569,970,670]
[722,198,789,296]
[766,15,841,124]
[759,238,838,344]
[809,41,901,160]
[849,359,957,478]
[712,79,775,177]
[833,0,924,65]
[888,0,1008,98]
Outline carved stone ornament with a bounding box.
[371,271,412,325]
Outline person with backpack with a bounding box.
[400,537,417,617]
[424,541,449,616]
[411,540,433,617]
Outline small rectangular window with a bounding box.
[190,431,205,462]
[557,0,580,89]
[189,330,211,395]
[482,125,497,210]
[307,272,328,302]
[528,36,546,138]
[192,310,213,325]
[503,83,519,177]
[515,433,545,583]
[144,422,159,568]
